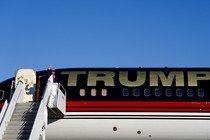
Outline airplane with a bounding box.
[0,67,210,140]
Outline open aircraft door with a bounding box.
[15,69,36,102]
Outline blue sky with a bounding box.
[0,0,210,81]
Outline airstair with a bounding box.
[2,103,39,139]
[0,69,66,140]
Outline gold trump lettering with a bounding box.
[150,71,184,86]
[87,71,115,86]
[61,70,210,87]
[61,71,86,86]
[188,71,210,86]
[119,71,146,87]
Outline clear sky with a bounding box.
[0,0,210,81]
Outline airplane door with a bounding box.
[15,69,36,102]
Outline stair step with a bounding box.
[9,120,35,123]
[2,102,40,140]
[16,105,39,108]
[2,134,30,139]
[16,103,38,106]
[7,120,34,126]
[13,111,37,116]
[14,107,38,111]
[4,129,31,134]
[10,117,36,121]
[11,113,37,117]
[14,111,38,114]
[2,139,29,140]
[12,113,37,117]
[15,105,39,110]
[16,103,39,106]
[12,113,37,118]
[16,102,39,105]
[6,125,32,130]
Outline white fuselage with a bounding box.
[45,112,210,140]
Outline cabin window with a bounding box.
[79,89,85,96]
[102,89,107,96]
[123,89,129,97]
[187,89,194,97]
[198,89,205,97]
[91,89,97,96]
[144,89,150,97]
[155,88,161,97]
[176,89,183,97]
[0,90,4,101]
[165,89,172,97]
[133,89,140,97]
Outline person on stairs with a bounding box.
[47,65,58,83]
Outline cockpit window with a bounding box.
[0,90,4,101]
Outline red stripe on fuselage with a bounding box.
[66,101,210,112]
[0,103,3,109]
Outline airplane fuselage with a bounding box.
[1,68,210,139]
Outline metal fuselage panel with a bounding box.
[46,116,210,140]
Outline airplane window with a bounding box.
[0,90,4,101]
[144,89,150,97]
[155,88,161,97]
[123,89,129,97]
[79,89,85,96]
[165,89,172,97]
[133,89,140,97]
[187,89,194,97]
[102,89,107,96]
[198,89,205,97]
[91,89,97,96]
[176,89,183,97]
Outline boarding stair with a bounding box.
[2,102,39,140]
[0,69,66,140]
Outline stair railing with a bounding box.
[0,100,8,125]
[47,83,66,115]
[56,83,66,115]
[0,81,24,139]
[29,82,56,140]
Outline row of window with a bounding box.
[123,88,205,97]
[79,89,108,97]
[78,88,205,98]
